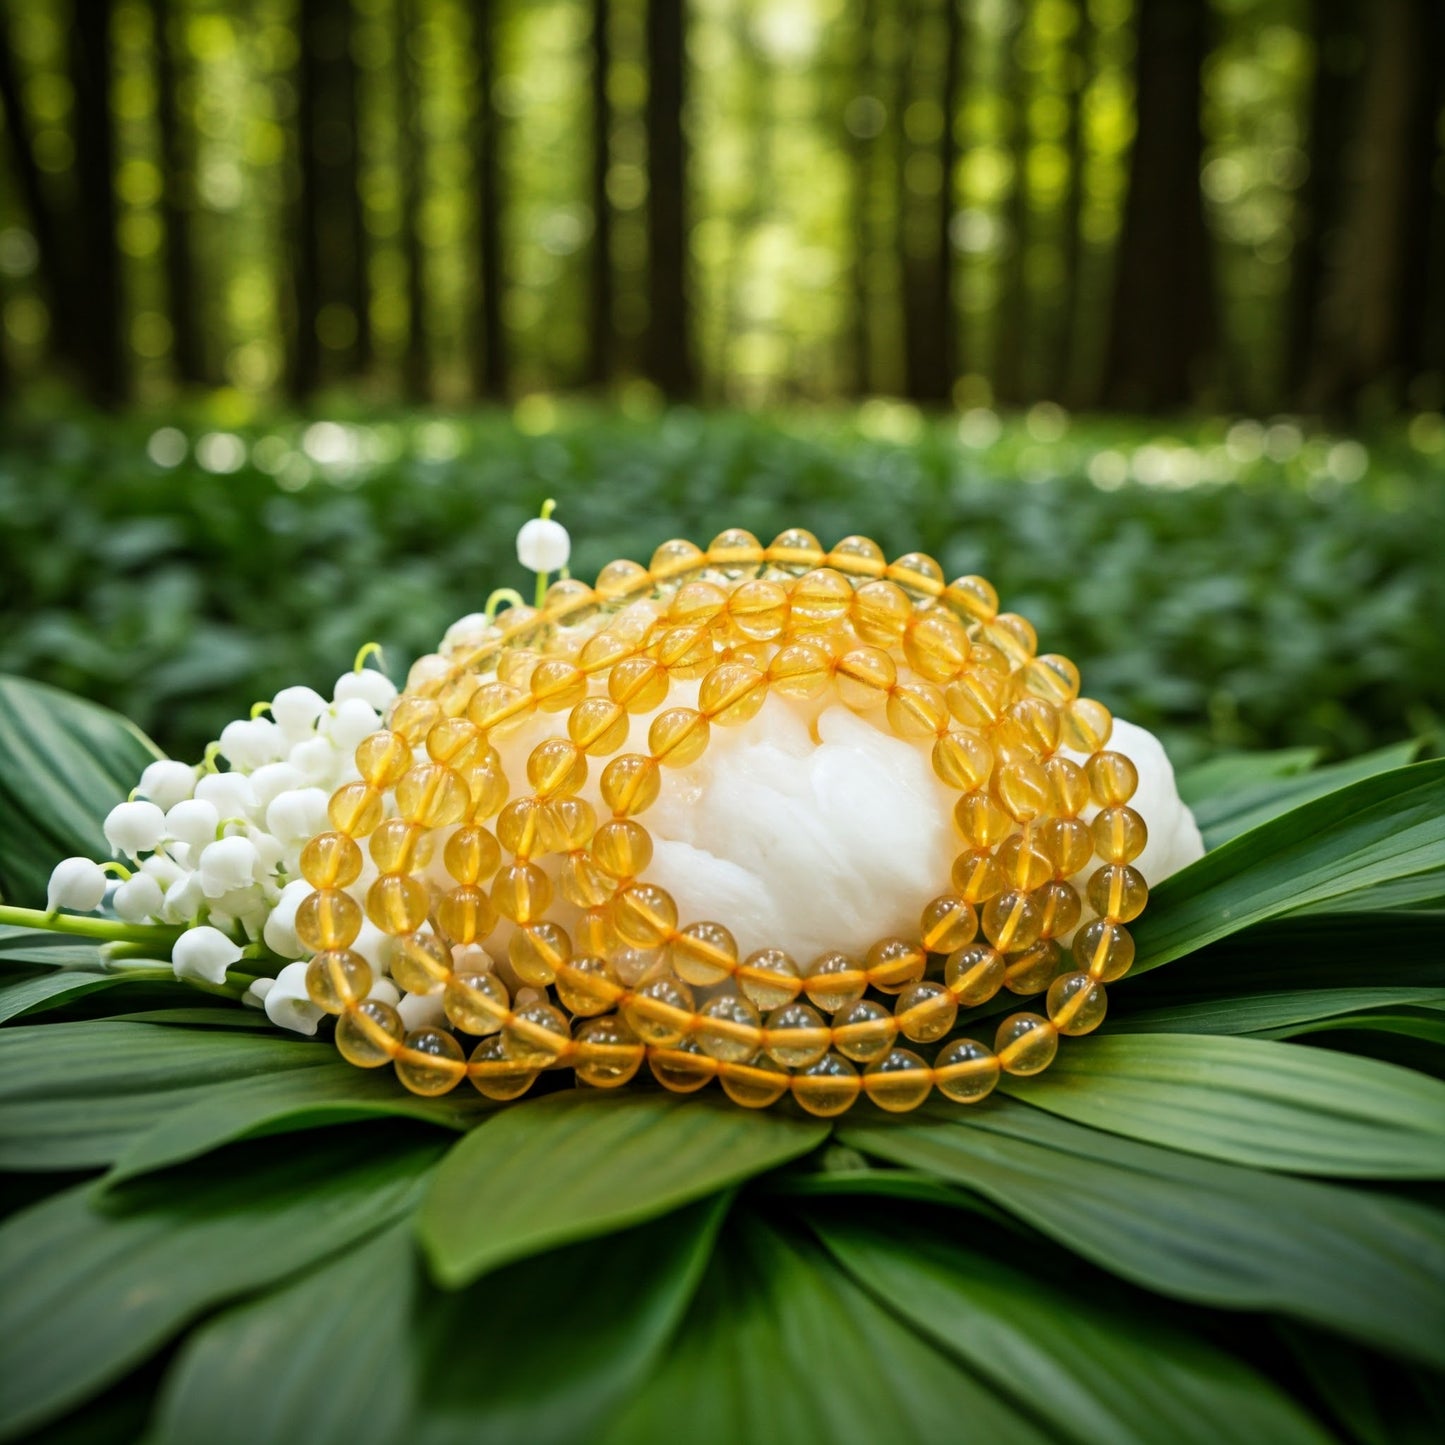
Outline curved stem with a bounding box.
[0,903,183,948]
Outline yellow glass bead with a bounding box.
[918,894,978,954]
[698,661,768,725]
[502,1000,572,1065]
[1072,919,1135,981]
[1021,653,1081,706]
[802,951,867,1014]
[300,831,363,889]
[467,1034,538,1101]
[467,681,531,735]
[1003,939,1062,995]
[1061,697,1113,753]
[335,998,404,1067]
[1035,879,1083,939]
[496,648,539,688]
[851,579,912,644]
[444,825,501,885]
[864,937,927,994]
[526,737,587,798]
[672,920,739,987]
[994,831,1054,892]
[932,730,993,791]
[944,942,1006,1005]
[737,947,802,1010]
[886,550,944,598]
[719,1055,791,1110]
[762,1002,830,1069]
[437,883,498,945]
[497,797,547,857]
[998,698,1062,757]
[539,796,597,854]
[425,717,489,770]
[650,537,707,584]
[365,872,430,935]
[996,759,1053,823]
[789,567,853,631]
[354,731,412,788]
[1087,864,1149,923]
[592,818,654,879]
[395,763,469,828]
[575,905,619,956]
[395,1027,467,1095]
[954,790,1013,848]
[1047,971,1109,1035]
[834,646,897,711]
[826,533,887,578]
[295,888,363,952]
[863,1048,934,1112]
[706,527,766,572]
[831,998,898,1062]
[389,696,442,745]
[904,609,971,683]
[572,1015,645,1088]
[893,980,958,1043]
[994,1012,1059,1075]
[767,640,833,699]
[933,1037,1001,1104]
[614,881,679,948]
[491,862,552,924]
[368,818,423,874]
[981,889,1044,954]
[886,682,950,740]
[568,696,630,755]
[981,612,1037,666]
[1043,756,1090,817]
[668,579,730,628]
[443,970,510,1035]
[765,527,826,573]
[727,578,790,641]
[529,659,588,712]
[559,851,616,908]
[1039,816,1094,877]
[649,1039,718,1093]
[1087,750,1139,806]
[1093,805,1148,864]
[599,753,662,816]
[622,974,696,1045]
[695,993,763,1063]
[541,575,597,617]
[951,849,1004,905]
[652,624,715,679]
[791,1052,861,1117]
[595,556,652,601]
[508,921,571,986]
[328,782,384,838]
[389,929,453,993]
[556,954,624,1016]
[439,674,480,719]
[942,573,999,622]
[579,628,639,677]
[460,759,509,819]
[648,707,710,767]
[305,948,372,1013]
[946,668,1009,728]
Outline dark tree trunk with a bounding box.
[847,0,877,395]
[398,0,429,400]
[151,0,204,385]
[70,0,125,406]
[993,0,1030,404]
[289,0,323,397]
[1055,0,1092,402]
[643,0,694,397]
[0,17,76,374]
[1101,0,1215,412]
[1398,0,1445,398]
[585,0,613,388]
[934,0,959,396]
[471,0,507,398]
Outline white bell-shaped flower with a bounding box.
[333,669,397,712]
[112,872,165,923]
[165,798,220,850]
[137,759,197,811]
[172,925,244,986]
[103,800,166,858]
[198,836,260,898]
[46,857,108,913]
[516,516,570,574]
[271,686,329,738]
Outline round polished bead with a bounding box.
[529,659,588,711]
[1072,919,1135,981]
[918,894,978,954]
[295,888,363,952]
[831,997,897,1063]
[568,696,630,755]
[999,697,1061,757]
[994,832,1055,892]
[1035,879,1083,939]
[863,1048,934,1112]
[389,696,442,744]
[555,954,624,1016]
[443,970,510,1035]
[850,579,912,644]
[648,1039,718,1093]
[728,578,790,640]
[792,1052,861,1117]
[737,947,802,1009]
[508,921,571,986]
[695,994,763,1063]
[1061,697,1113,753]
[954,791,1013,848]
[672,920,739,987]
[300,831,362,889]
[863,936,927,993]
[904,609,970,682]
[1087,750,1140,806]
[951,849,1003,905]
[706,527,766,572]
[395,1027,467,1095]
[328,782,384,837]
[801,951,867,1014]
[834,646,896,710]
[437,883,497,945]
[933,1037,1001,1103]
[1087,864,1149,923]
[354,731,413,788]
[335,998,404,1067]
[389,930,453,993]
[467,1034,538,1100]
[1039,816,1094,877]
[932,730,993,791]
[502,1001,573,1065]
[886,682,950,740]
[460,759,508,819]
[766,527,826,573]
[886,551,944,597]
[826,533,887,577]
[595,556,652,601]
[767,640,832,699]
[1093,805,1149,864]
[1043,756,1090,817]
[650,537,708,583]
[996,759,1053,823]
[599,754,662,815]
[981,612,1037,665]
[366,873,430,935]
[994,1012,1059,1075]
[592,818,654,879]
[444,825,501,885]
[982,889,1044,954]
[572,1015,645,1088]
[648,707,710,767]
[622,974,697,1045]
[789,567,853,630]
[425,717,490,771]
[396,763,470,827]
[893,980,958,1043]
[491,862,552,924]
[369,818,425,874]
[608,656,670,713]
[526,738,587,798]
[1048,971,1109,1035]
[698,661,768,725]
[305,948,372,1013]
[614,882,679,947]
[1003,939,1062,995]
[946,669,1009,729]
[762,1002,830,1069]
[468,683,533,739]
[944,942,1006,1005]
[652,625,715,679]
[719,1055,791,1109]
[1021,653,1081,706]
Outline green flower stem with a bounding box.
[0,903,183,948]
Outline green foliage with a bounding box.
[2,410,1442,766]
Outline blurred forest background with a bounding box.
[1,0,1443,416]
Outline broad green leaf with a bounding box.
[997,1033,1445,1177]
[1177,746,1320,806]
[0,674,162,908]
[0,968,161,1023]
[419,1089,828,1287]
[0,1129,443,1441]
[839,1099,1445,1367]
[1268,1007,1445,1047]
[600,1214,1056,1445]
[1133,761,1445,974]
[1111,987,1445,1036]
[809,1213,1332,1445]
[1185,740,1423,849]
[0,923,104,970]
[0,1019,331,1169]
[104,1061,493,1185]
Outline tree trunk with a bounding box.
[934,0,959,397]
[70,0,125,406]
[398,0,429,400]
[992,0,1030,404]
[643,0,694,397]
[1100,0,1215,412]
[585,0,613,389]
[1054,0,1092,402]
[847,0,877,395]
[471,0,507,398]
[289,0,323,397]
[1397,0,1444,400]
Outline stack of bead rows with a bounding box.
[292,529,1149,1116]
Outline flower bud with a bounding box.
[172,925,244,986]
[137,759,197,811]
[287,736,338,787]
[165,798,220,850]
[198,836,260,898]
[112,872,165,923]
[218,717,283,771]
[262,878,314,959]
[271,686,329,738]
[103,800,166,858]
[517,516,570,575]
[265,787,331,846]
[262,961,325,1035]
[323,698,382,752]
[46,857,108,913]
[248,761,304,810]
[162,871,205,925]
[333,670,397,712]
[193,771,257,821]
